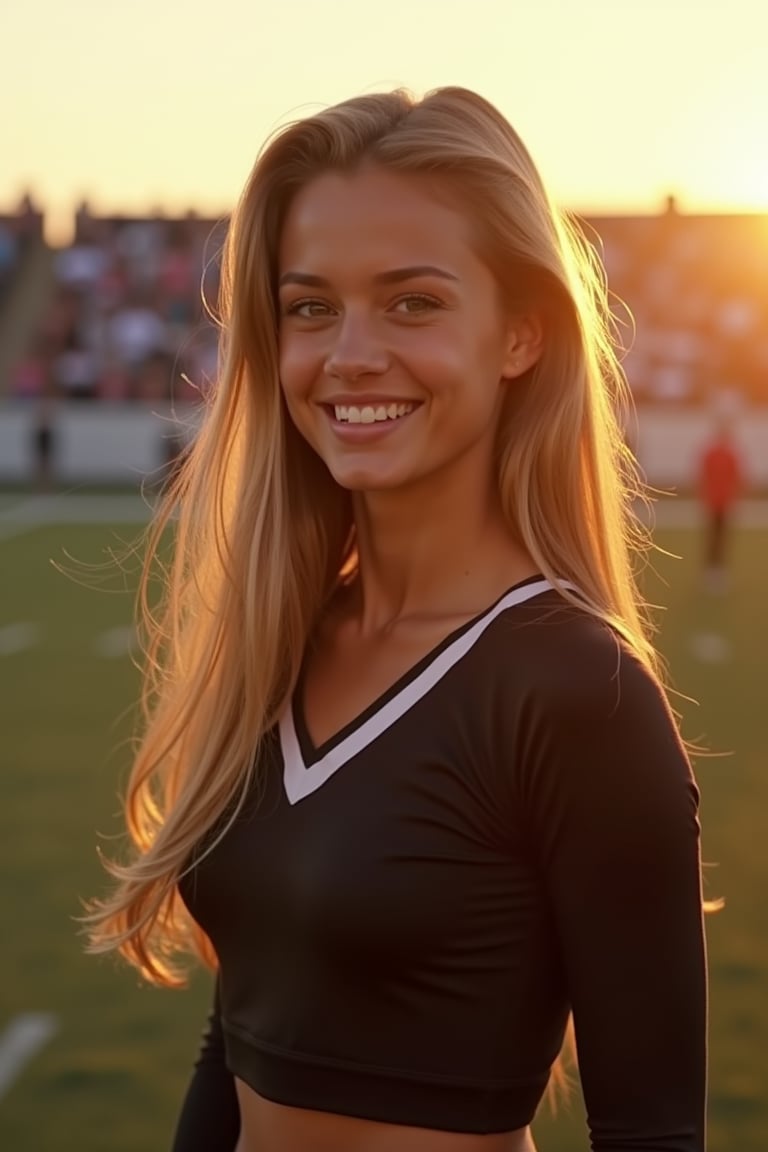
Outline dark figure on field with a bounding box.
[698,424,743,594]
[86,87,712,1152]
[31,395,55,491]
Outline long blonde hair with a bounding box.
[86,88,658,1006]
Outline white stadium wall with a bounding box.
[631,406,768,489]
[0,402,767,489]
[0,403,201,484]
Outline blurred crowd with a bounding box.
[2,195,768,407]
[8,203,225,405]
[594,199,768,405]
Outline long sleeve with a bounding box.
[519,623,708,1151]
[170,978,241,1152]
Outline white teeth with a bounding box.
[333,402,415,424]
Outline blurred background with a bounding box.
[1,0,766,1148]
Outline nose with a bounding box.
[324,312,389,381]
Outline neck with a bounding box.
[348,457,535,633]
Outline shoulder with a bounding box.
[481,591,697,811]
[479,590,659,722]
[478,590,695,791]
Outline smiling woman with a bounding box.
[276,165,541,495]
[85,87,709,1152]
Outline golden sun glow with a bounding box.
[2,0,768,238]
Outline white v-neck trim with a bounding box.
[280,578,574,805]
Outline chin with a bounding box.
[330,466,409,493]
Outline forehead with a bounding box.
[278,166,479,275]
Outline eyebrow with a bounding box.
[278,265,460,289]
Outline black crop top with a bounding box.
[175,578,707,1150]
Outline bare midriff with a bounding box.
[234,1081,538,1152]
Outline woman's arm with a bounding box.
[524,627,708,1151]
[171,977,241,1152]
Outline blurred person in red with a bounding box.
[698,422,743,594]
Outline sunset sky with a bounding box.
[4,0,768,242]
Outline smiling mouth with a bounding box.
[331,402,416,424]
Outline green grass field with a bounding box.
[1,500,765,1150]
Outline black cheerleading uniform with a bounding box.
[174,577,707,1151]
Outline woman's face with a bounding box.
[277,164,539,495]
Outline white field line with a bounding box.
[0,492,766,530]
[94,625,136,658]
[0,623,41,655]
[0,1013,58,1098]
[690,632,731,664]
[646,501,768,529]
[0,521,37,543]
[0,494,152,529]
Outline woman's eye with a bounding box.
[284,299,332,318]
[282,294,441,318]
[393,294,442,315]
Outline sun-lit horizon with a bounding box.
[4,0,768,245]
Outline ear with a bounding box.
[501,312,544,380]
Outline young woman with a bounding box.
[87,87,708,1152]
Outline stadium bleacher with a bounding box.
[2,197,768,409]
[5,207,225,405]
[589,201,768,405]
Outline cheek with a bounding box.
[401,329,469,385]
[419,316,497,372]
[417,329,503,403]
[278,335,317,403]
